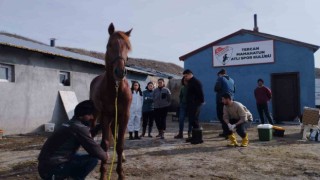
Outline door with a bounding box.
[271,72,300,122]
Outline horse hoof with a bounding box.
[122,153,126,162]
[118,174,125,180]
[100,175,108,180]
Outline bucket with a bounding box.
[44,123,55,132]
[257,124,273,141]
[273,126,285,137]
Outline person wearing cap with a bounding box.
[141,81,155,137]
[183,69,205,144]
[254,78,274,124]
[38,100,106,180]
[214,68,235,138]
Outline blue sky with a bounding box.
[0,0,319,67]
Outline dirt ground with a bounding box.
[1,119,320,180]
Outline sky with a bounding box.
[0,0,320,67]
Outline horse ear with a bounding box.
[125,28,133,37]
[108,23,115,35]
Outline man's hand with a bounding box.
[230,124,236,131]
[228,123,236,131]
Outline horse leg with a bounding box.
[115,123,126,180]
[100,117,110,180]
[109,121,125,180]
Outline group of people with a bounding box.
[128,69,205,145]
[37,68,275,179]
[121,67,275,147]
[127,78,172,140]
[214,68,274,147]
[173,69,205,145]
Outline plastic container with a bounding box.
[257,124,273,141]
[44,123,55,132]
[273,126,285,137]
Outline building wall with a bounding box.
[0,46,103,134]
[316,79,320,107]
[184,33,316,122]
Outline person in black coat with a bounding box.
[38,100,106,180]
[183,69,204,144]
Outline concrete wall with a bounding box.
[0,46,113,134]
[184,33,316,122]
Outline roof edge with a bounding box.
[179,29,319,61]
[179,29,245,61]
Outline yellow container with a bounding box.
[272,126,285,137]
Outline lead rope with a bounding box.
[108,81,119,180]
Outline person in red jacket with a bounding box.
[254,79,274,124]
[38,100,106,180]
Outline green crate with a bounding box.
[258,128,273,141]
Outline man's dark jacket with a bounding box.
[186,77,204,106]
[38,118,106,174]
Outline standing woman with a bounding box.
[141,82,155,137]
[153,78,171,139]
[128,81,143,140]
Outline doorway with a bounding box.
[271,72,300,122]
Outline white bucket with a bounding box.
[44,123,55,132]
[257,124,273,129]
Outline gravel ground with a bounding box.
[0,120,320,180]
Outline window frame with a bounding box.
[59,71,71,86]
[0,63,14,82]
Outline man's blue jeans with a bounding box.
[46,154,98,180]
[257,103,274,124]
[179,103,191,132]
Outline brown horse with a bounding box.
[90,23,132,180]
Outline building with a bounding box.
[0,34,157,135]
[180,22,319,123]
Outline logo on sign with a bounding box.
[214,46,233,65]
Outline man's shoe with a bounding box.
[174,132,183,139]
[186,137,192,142]
[190,128,203,144]
[134,131,141,140]
[227,133,239,147]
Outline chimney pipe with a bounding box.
[50,38,56,47]
[253,14,259,32]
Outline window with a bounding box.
[59,71,70,86]
[0,63,14,82]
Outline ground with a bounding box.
[0,119,320,180]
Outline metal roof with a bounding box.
[0,34,154,75]
[180,29,319,61]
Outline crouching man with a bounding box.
[222,93,252,147]
[38,100,106,180]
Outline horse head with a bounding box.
[105,23,132,82]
